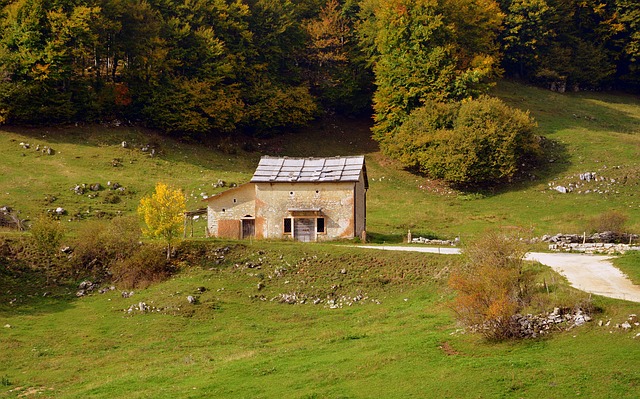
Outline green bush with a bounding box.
[393,96,540,186]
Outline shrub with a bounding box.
[449,231,533,340]
[110,243,172,289]
[70,216,141,279]
[393,96,540,187]
[588,210,628,234]
[25,215,66,277]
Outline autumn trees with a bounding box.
[498,0,640,90]
[359,0,540,186]
[0,0,638,142]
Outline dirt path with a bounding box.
[356,246,640,303]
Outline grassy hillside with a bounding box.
[1,81,640,397]
[1,81,639,241]
[1,242,639,398]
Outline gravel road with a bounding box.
[357,245,640,303]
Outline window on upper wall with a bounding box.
[316,217,325,233]
[284,218,292,234]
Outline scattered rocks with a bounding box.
[76,280,98,297]
[579,172,596,182]
[507,308,593,338]
[274,292,304,304]
[548,168,631,196]
[270,291,376,308]
[187,295,196,304]
[125,302,150,313]
[121,291,135,298]
[99,286,116,294]
[411,237,458,246]
[90,183,102,191]
[55,207,66,215]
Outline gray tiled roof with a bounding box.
[251,156,367,186]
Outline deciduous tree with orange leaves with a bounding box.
[449,231,533,340]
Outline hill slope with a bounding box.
[0,81,639,240]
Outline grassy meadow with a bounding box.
[1,81,640,397]
[1,242,639,398]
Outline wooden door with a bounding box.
[242,219,255,239]
[294,218,315,242]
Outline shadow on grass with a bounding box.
[2,115,379,175]
[493,80,640,135]
[0,263,75,317]
[462,136,572,198]
[365,232,405,244]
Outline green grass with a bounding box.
[1,81,640,397]
[1,242,639,398]
[614,251,640,285]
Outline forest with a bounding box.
[0,0,638,175]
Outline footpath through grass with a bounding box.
[1,242,639,398]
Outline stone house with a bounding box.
[204,156,368,242]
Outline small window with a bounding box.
[222,208,226,212]
[233,198,237,203]
[284,218,292,234]
[289,191,294,196]
[316,217,325,233]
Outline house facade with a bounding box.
[205,156,368,242]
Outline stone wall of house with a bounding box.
[206,184,256,238]
[354,171,367,239]
[255,182,356,240]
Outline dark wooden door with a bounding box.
[242,219,255,238]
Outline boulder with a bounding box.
[554,186,568,194]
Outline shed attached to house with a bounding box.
[205,156,368,241]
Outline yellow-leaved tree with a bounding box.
[137,182,186,260]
